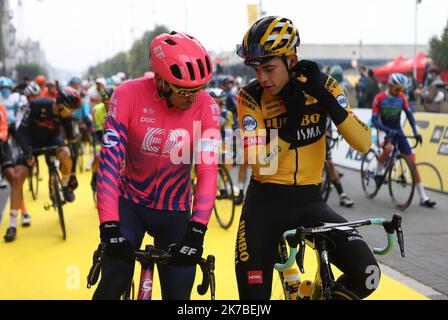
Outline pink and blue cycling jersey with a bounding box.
[97,76,220,225]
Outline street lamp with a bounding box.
[414,0,422,80]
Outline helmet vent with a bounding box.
[197,59,205,79]
[170,65,183,80]
[164,39,177,46]
[205,56,211,75]
[186,62,196,81]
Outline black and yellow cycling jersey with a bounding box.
[237,74,371,185]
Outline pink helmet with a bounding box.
[149,31,214,88]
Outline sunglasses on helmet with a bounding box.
[167,81,204,97]
[236,44,270,61]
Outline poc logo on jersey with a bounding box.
[141,117,156,123]
[242,115,257,131]
[102,129,119,148]
[337,94,348,108]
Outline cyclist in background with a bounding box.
[3,87,81,242]
[43,80,58,100]
[206,87,234,173]
[34,75,48,97]
[235,16,377,300]
[90,85,114,192]
[372,72,436,208]
[0,77,28,139]
[67,76,91,191]
[93,31,219,300]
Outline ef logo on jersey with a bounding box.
[102,129,120,148]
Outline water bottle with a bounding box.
[298,280,314,300]
[283,268,300,300]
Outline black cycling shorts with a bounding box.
[0,141,15,170]
[235,179,380,300]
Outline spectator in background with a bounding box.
[34,75,47,97]
[43,81,58,100]
[365,69,380,108]
[13,77,31,95]
[405,71,419,113]
[355,66,368,108]
[421,67,446,113]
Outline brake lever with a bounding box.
[391,214,405,258]
[296,238,306,274]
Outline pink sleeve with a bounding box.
[191,97,220,225]
[97,85,131,223]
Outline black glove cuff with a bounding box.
[317,90,349,126]
[186,221,207,241]
[99,221,121,241]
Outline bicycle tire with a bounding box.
[213,165,235,229]
[77,141,84,173]
[321,162,331,202]
[328,287,360,300]
[52,171,66,240]
[361,149,380,199]
[388,154,415,210]
[416,162,444,192]
[28,159,40,200]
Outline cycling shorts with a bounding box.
[235,179,380,300]
[0,141,15,170]
[93,197,196,300]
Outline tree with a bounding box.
[429,18,448,71]
[87,52,128,77]
[87,25,169,79]
[127,25,170,78]
[15,63,48,80]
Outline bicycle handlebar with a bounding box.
[274,214,405,272]
[388,134,420,149]
[86,244,216,299]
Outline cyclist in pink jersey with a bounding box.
[93,31,220,300]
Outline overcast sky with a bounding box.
[10,0,448,74]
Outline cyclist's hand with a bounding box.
[388,129,400,139]
[415,134,423,145]
[170,221,207,267]
[291,60,326,98]
[99,221,133,261]
[278,77,306,143]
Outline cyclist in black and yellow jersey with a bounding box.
[235,16,379,300]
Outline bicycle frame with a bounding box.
[275,214,405,300]
[369,135,418,193]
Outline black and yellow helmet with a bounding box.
[237,16,300,66]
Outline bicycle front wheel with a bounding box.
[77,141,84,173]
[361,149,379,199]
[328,287,360,300]
[388,154,415,210]
[213,166,235,229]
[51,171,66,240]
[28,159,40,200]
